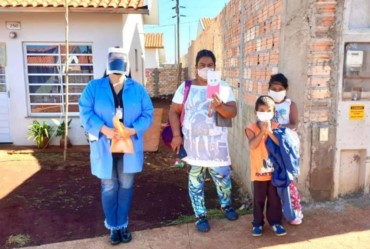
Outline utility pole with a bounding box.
[172,0,185,85]
[176,0,180,65]
[174,24,177,64]
[64,0,69,161]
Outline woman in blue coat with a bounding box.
[79,47,154,245]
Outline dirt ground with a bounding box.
[0,98,244,248]
[18,194,370,249]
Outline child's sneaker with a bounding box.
[296,210,304,220]
[252,226,263,236]
[195,216,210,232]
[290,217,302,225]
[271,224,287,236]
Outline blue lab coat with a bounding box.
[79,77,154,179]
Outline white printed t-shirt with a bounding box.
[172,80,236,167]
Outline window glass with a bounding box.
[25,43,93,115]
[0,66,5,92]
[26,45,59,54]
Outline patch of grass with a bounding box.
[6,234,31,247]
[165,207,252,226]
[166,215,195,226]
[34,153,64,162]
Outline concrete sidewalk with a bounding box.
[24,196,370,249]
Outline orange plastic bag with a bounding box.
[110,114,134,154]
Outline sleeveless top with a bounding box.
[274,98,291,125]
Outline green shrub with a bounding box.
[52,119,72,138]
[27,120,54,148]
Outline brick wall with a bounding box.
[305,1,337,123]
[185,0,282,99]
[182,0,343,200]
[145,65,188,97]
[183,0,283,196]
[305,0,339,200]
[185,24,223,79]
[241,0,282,104]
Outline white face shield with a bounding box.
[106,47,129,75]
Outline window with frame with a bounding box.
[0,43,5,93]
[25,44,94,115]
[0,64,5,93]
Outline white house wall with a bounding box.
[143,0,159,25]
[159,48,166,65]
[0,12,144,146]
[122,14,145,84]
[145,48,159,68]
[333,0,370,197]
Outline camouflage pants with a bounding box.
[188,166,232,217]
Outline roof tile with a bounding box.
[144,33,164,48]
[200,18,214,30]
[0,0,146,9]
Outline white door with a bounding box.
[0,64,12,143]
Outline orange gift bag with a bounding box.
[110,114,134,154]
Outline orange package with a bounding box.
[110,114,134,154]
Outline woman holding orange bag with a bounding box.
[79,47,153,245]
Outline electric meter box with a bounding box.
[346,50,364,68]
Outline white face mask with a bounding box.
[268,90,286,103]
[256,111,274,122]
[197,67,214,80]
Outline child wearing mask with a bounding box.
[268,73,303,225]
[245,96,287,237]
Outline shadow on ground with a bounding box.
[0,98,244,248]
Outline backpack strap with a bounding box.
[183,80,192,104]
[180,80,192,124]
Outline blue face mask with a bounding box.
[108,57,127,73]
[106,48,128,75]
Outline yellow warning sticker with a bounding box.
[349,104,365,120]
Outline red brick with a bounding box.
[315,2,337,14]
[274,0,282,13]
[310,88,331,99]
[309,110,329,122]
[316,16,335,26]
[262,84,269,94]
[314,25,331,36]
[307,51,332,60]
[244,92,258,105]
[269,51,279,65]
[309,40,334,51]
[308,77,331,87]
[308,66,331,76]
